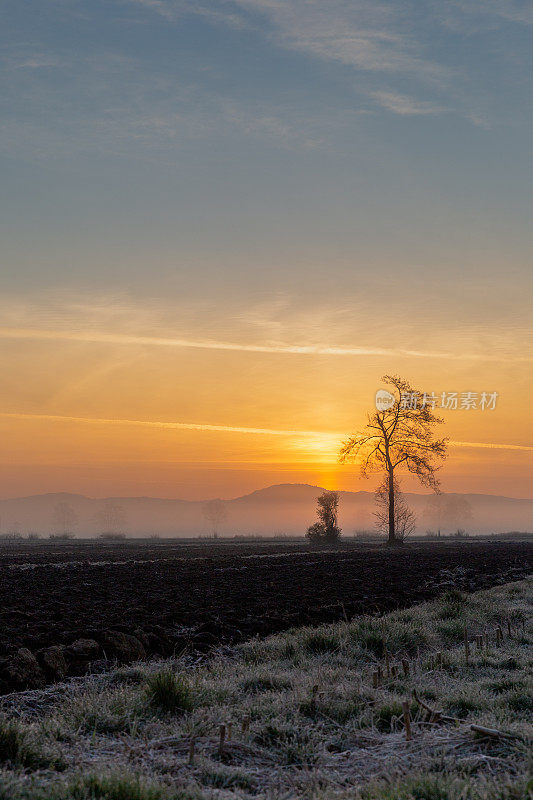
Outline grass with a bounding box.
[71,774,175,800]
[60,686,142,735]
[302,630,341,654]
[359,775,532,800]
[240,674,292,693]
[0,577,530,799]
[144,670,195,715]
[0,717,62,771]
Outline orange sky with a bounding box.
[1,296,532,500]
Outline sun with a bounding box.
[288,433,344,463]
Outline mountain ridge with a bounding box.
[1,483,532,537]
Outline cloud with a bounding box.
[2,412,532,453]
[120,0,533,128]
[223,0,450,81]
[123,0,449,80]
[124,0,178,19]
[449,440,533,452]
[1,325,532,363]
[126,0,249,27]
[369,91,447,116]
[0,411,324,437]
[435,0,533,30]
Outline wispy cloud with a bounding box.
[126,0,249,28]
[125,0,178,20]
[3,412,532,453]
[220,0,450,81]
[0,326,531,363]
[434,0,533,31]
[123,0,450,81]
[449,440,533,452]
[369,91,447,116]
[0,411,322,437]
[121,0,533,127]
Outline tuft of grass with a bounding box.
[485,678,522,695]
[254,723,318,766]
[351,619,427,657]
[437,620,465,643]
[199,766,257,791]
[145,670,194,715]
[241,675,292,693]
[0,717,61,770]
[506,692,533,714]
[361,774,452,799]
[62,688,141,735]
[374,701,417,733]
[444,694,481,719]
[279,641,297,660]
[498,656,520,670]
[108,667,147,686]
[359,774,532,799]
[70,773,177,800]
[356,627,386,658]
[302,631,340,654]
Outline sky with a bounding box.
[1,0,533,501]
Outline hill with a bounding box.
[0,484,532,537]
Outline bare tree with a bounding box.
[95,500,127,535]
[52,501,78,537]
[423,493,473,537]
[306,490,342,543]
[340,375,447,545]
[374,477,416,542]
[202,499,228,538]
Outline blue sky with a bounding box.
[2,0,532,297]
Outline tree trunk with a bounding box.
[388,470,396,544]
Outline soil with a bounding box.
[0,539,530,691]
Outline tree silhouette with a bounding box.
[306,490,341,543]
[374,477,416,542]
[95,500,127,535]
[423,493,473,536]
[202,499,228,538]
[52,501,78,537]
[340,375,447,545]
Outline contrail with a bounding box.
[0,326,525,361]
[0,412,331,438]
[449,440,533,452]
[2,412,533,452]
